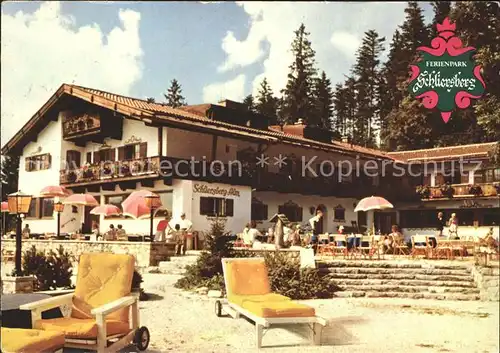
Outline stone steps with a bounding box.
[321,260,480,301]
[156,255,199,275]
[335,291,481,301]
[340,284,480,294]
[331,278,476,288]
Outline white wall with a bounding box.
[402,226,499,240]
[253,191,357,233]
[171,179,251,235]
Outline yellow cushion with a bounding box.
[225,260,271,296]
[72,253,135,323]
[34,317,130,339]
[241,300,315,318]
[229,293,291,306]
[1,327,65,353]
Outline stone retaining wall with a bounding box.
[471,265,500,301]
[1,239,175,268]
[232,247,300,259]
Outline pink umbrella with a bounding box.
[90,204,121,217]
[121,191,161,219]
[354,196,394,212]
[39,185,72,198]
[1,201,8,213]
[62,194,99,207]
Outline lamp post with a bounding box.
[54,201,65,238]
[144,194,161,241]
[7,191,33,276]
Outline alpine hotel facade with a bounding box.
[2,84,499,239]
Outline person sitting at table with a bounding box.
[245,221,263,246]
[22,224,31,239]
[105,224,116,241]
[241,223,250,245]
[382,225,403,253]
[115,224,127,241]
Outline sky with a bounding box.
[0,1,434,146]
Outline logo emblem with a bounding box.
[408,17,486,123]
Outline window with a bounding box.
[40,198,54,218]
[25,154,51,172]
[333,205,346,222]
[94,149,115,164]
[484,168,500,183]
[357,211,367,226]
[199,197,234,217]
[118,142,147,161]
[474,170,484,184]
[86,152,92,164]
[483,209,500,226]
[278,201,302,222]
[422,174,431,186]
[25,197,54,219]
[66,150,81,170]
[251,198,268,221]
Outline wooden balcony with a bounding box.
[63,113,101,139]
[424,183,499,200]
[60,156,161,185]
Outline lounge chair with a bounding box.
[215,257,327,348]
[1,327,65,353]
[20,253,150,353]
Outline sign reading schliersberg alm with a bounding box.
[408,17,486,123]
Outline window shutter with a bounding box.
[118,146,125,161]
[93,151,101,164]
[86,152,92,164]
[43,154,52,169]
[139,142,147,158]
[296,207,303,222]
[225,199,234,217]
[25,157,31,172]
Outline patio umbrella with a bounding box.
[39,185,72,198]
[90,204,122,217]
[122,191,162,240]
[354,196,394,212]
[62,194,99,207]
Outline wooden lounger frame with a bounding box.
[20,292,143,353]
[221,257,327,348]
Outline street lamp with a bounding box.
[144,194,161,242]
[7,191,33,276]
[54,201,65,238]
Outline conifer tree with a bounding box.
[255,78,278,124]
[146,97,156,103]
[164,79,186,108]
[281,23,318,125]
[242,94,255,112]
[311,71,334,130]
[429,1,451,38]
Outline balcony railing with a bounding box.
[60,156,160,184]
[420,183,499,199]
[63,113,101,139]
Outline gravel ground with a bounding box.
[119,273,500,353]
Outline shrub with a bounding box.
[15,245,74,291]
[132,270,149,301]
[439,183,455,198]
[415,185,430,199]
[175,219,339,299]
[468,184,483,196]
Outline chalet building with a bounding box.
[388,143,500,238]
[2,83,497,238]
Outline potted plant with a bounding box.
[440,183,455,198]
[494,182,500,195]
[416,185,430,199]
[67,171,77,183]
[86,117,94,129]
[120,164,131,176]
[468,184,483,196]
[77,119,85,131]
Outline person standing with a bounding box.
[155,215,171,242]
[448,213,459,239]
[436,212,446,237]
[178,212,193,232]
[308,209,323,254]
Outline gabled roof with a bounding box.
[387,142,497,162]
[2,83,395,161]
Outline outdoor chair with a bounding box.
[331,234,348,259]
[392,236,409,257]
[1,327,65,353]
[411,235,430,258]
[19,253,150,353]
[448,239,467,260]
[215,257,327,348]
[356,235,379,260]
[434,238,453,260]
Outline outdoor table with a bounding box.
[1,293,63,329]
